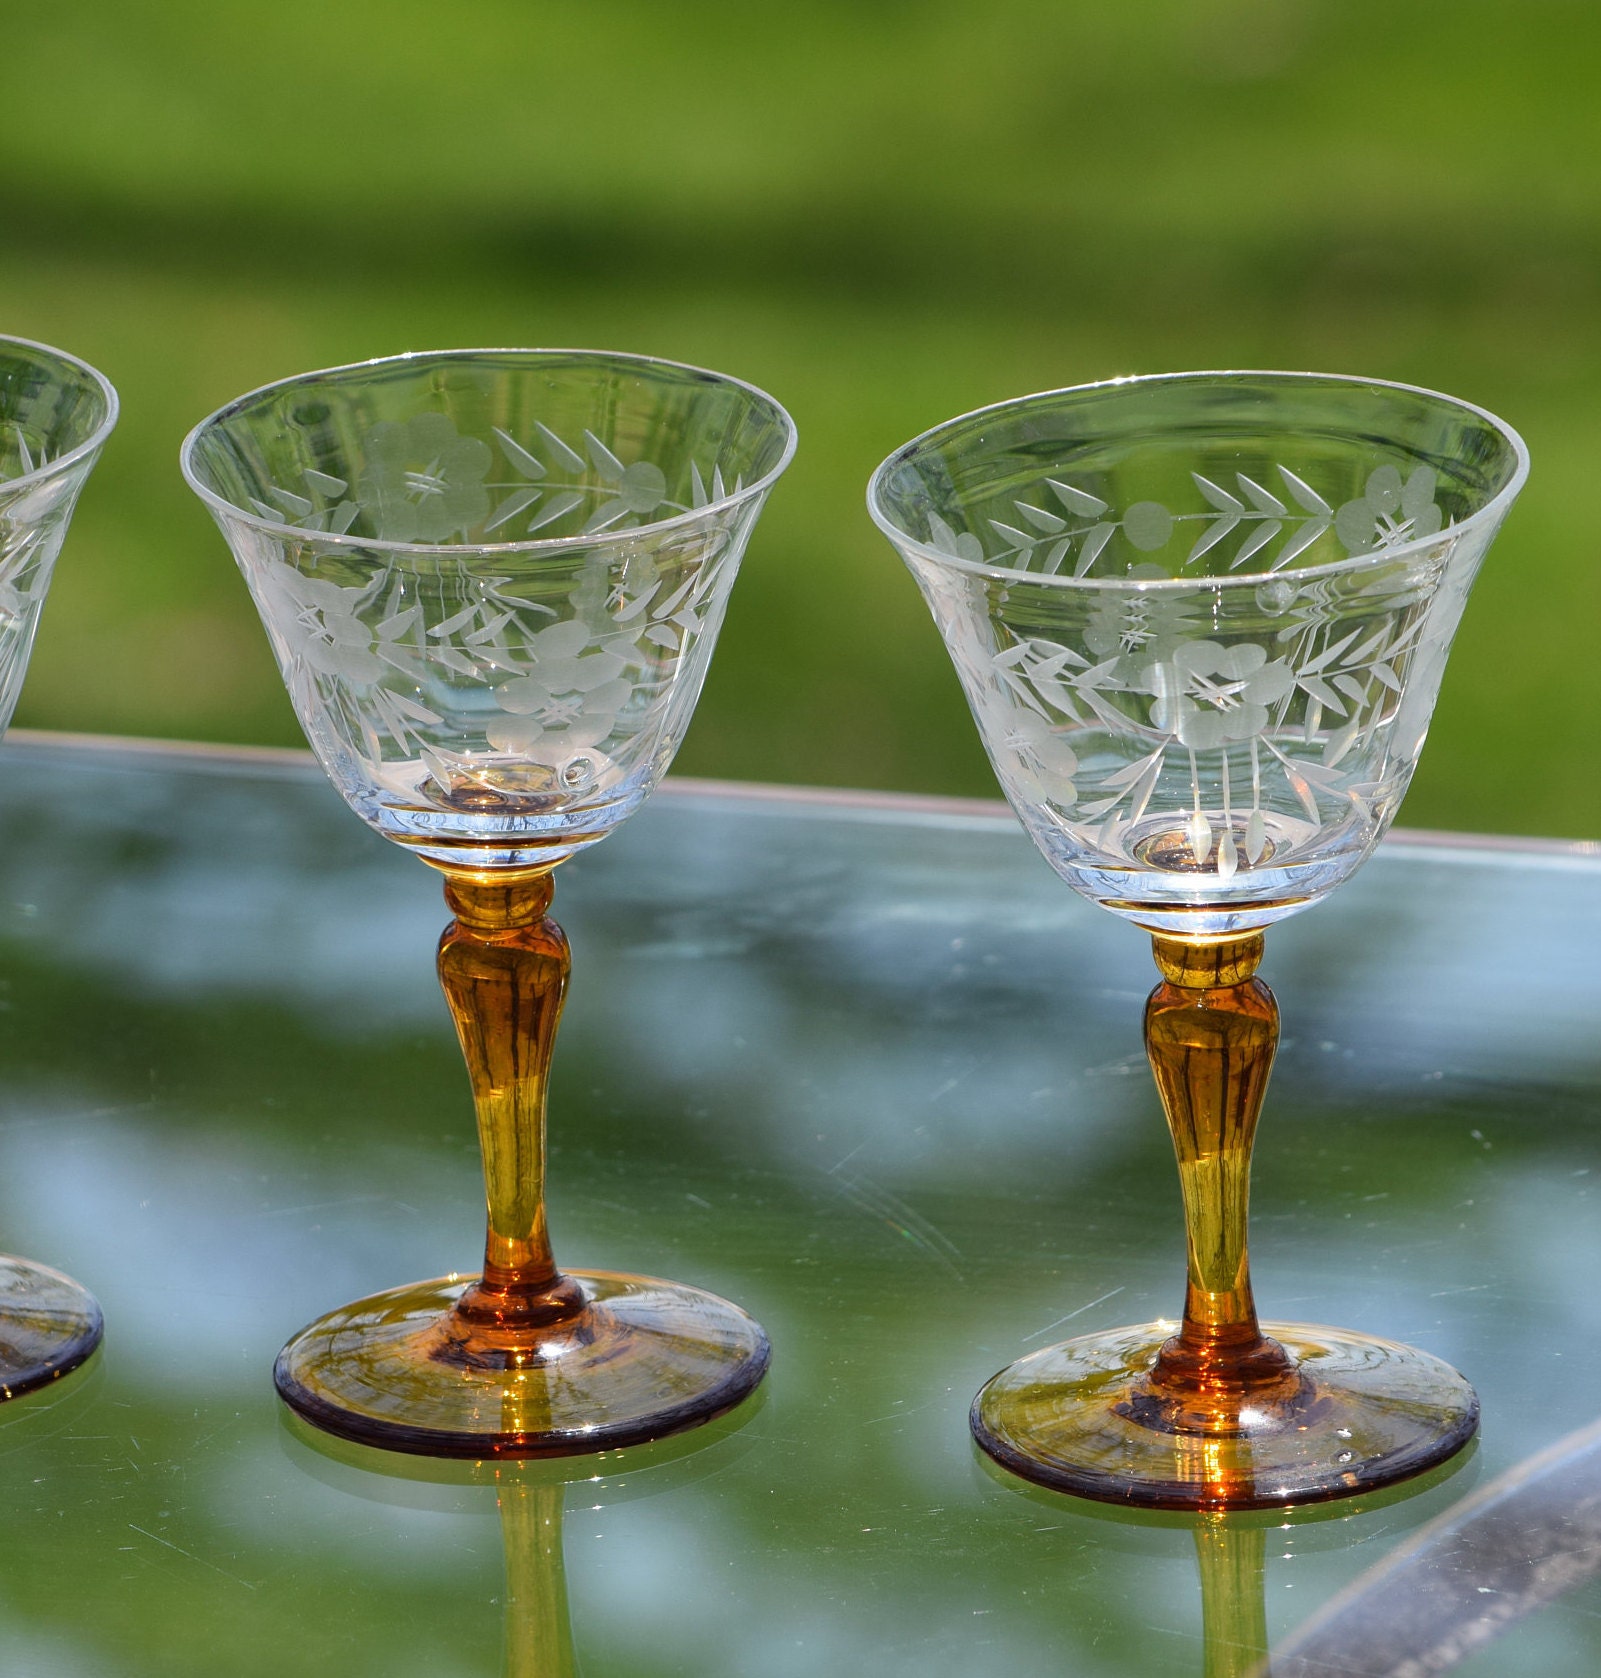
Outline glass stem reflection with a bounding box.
[1194,1516,1270,1678]
[499,1473,576,1678]
[1142,932,1298,1421]
[438,871,587,1336]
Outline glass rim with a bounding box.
[0,333,120,496]
[179,346,798,558]
[866,368,1530,593]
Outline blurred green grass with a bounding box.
[1,0,1597,833]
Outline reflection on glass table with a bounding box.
[0,733,1599,1675]
[283,1401,766,1678]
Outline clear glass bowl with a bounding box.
[869,372,1527,935]
[183,349,795,871]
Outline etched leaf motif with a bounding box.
[584,430,627,481]
[1297,674,1346,715]
[1016,501,1066,534]
[1278,465,1332,516]
[1270,517,1330,570]
[1217,831,1238,880]
[534,422,586,474]
[1230,520,1282,569]
[525,491,584,534]
[582,502,631,535]
[494,428,548,480]
[484,486,543,533]
[1236,474,1287,516]
[1300,627,1363,674]
[1193,474,1245,516]
[1189,516,1240,565]
[1244,808,1268,864]
[988,520,1034,551]
[1046,479,1109,517]
[1075,522,1115,577]
[927,512,983,563]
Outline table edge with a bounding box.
[4,726,1593,859]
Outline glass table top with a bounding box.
[0,733,1597,1677]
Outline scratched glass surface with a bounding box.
[0,736,1598,1676]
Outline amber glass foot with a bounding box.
[275,1270,768,1458]
[275,869,771,1458]
[973,1321,1477,1511]
[0,1255,103,1400]
[971,931,1478,1511]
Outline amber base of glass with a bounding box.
[972,1319,1478,1511]
[275,1269,770,1459]
[0,1254,103,1401]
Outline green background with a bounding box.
[2,0,1596,835]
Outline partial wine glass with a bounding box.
[869,371,1526,1509]
[183,348,795,1456]
[0,334,118,1397]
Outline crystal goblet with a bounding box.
[183,349,794,1456]
[0,334,117,1398]
[869,372,1526,1509]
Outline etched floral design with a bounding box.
[355,414,494,542]
[487,620,634,766]
[1082,566,1199,671]
[246,502,744,813]
[1143,641,1294,749]
[2,424,49,485]
[998,709,1079,804]
[1334,466,1442,555]
[0,426,78,528]
[924,460,1453,580]
[970,565,1444,882]
[258,564,383,685]
[256,413,739,551]
[229,395,764,811]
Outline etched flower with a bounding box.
[487,618,633,765]
[999,709,1079,805]
[926,511,984,563]
[258,563,382,685]
[1143,639,1293,748]
[1334,465,1441,555]
[0,471,71,528]
[1083,567,1198,673]
[0,527,43,629]
[585,461,669,531]
[356,413,493,542]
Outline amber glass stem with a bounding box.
[499,1474,576,1678]
[1194,1517,1271,1678]
[438,871,586,1332]
[1145,933,1288,1398]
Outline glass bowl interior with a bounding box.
[183,348,795,552]
[0,337,118,487]
[869,372,1526,588]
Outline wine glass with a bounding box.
[0,333,118,1398]
[868,371,1526,1510]
[182,348,795,1457]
